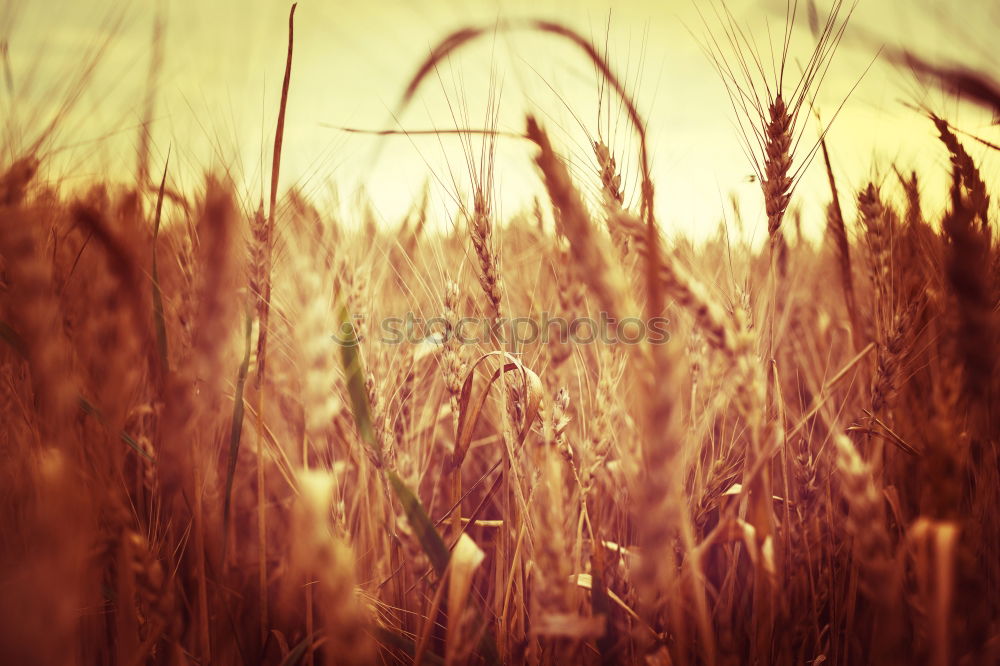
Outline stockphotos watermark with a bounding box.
[331,312,671,347]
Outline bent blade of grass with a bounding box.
[453,350,543,471]
[395,19,662,317]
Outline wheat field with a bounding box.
[0,1,998,665]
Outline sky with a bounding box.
[2,0,998,243]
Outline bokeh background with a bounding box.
[2,0,997,243]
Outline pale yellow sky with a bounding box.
[2,0,998,242]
